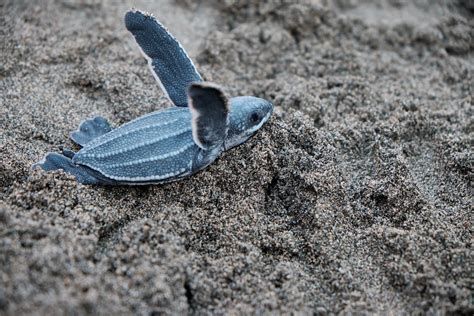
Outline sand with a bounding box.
[1,0,472,314]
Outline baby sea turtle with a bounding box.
[34,9,273,185]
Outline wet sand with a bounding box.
[1,0,472,314]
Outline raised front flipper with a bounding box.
[70,116,111,147]
[188,82,229,150]
[125,10,202,107]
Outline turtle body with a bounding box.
[34,10,273,185]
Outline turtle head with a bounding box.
[224,96,273,150]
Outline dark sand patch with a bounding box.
[1,0,472,314]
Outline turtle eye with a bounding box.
[250,113,260,124]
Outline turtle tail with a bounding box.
[32,152,100,185]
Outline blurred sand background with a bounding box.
[1,0,472,314]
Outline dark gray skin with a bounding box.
[33,10,273,185]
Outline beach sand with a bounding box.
[1,0,472,314]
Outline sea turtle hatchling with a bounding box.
[34,9,273,185]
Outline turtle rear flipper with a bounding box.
[70,116,111,147]
[33,152,101,185]
[125,10,202,107]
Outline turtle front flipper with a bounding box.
[33,153,102,185]
[70,116,111,147]
[188,82,229,150]
[125,10,202,107]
